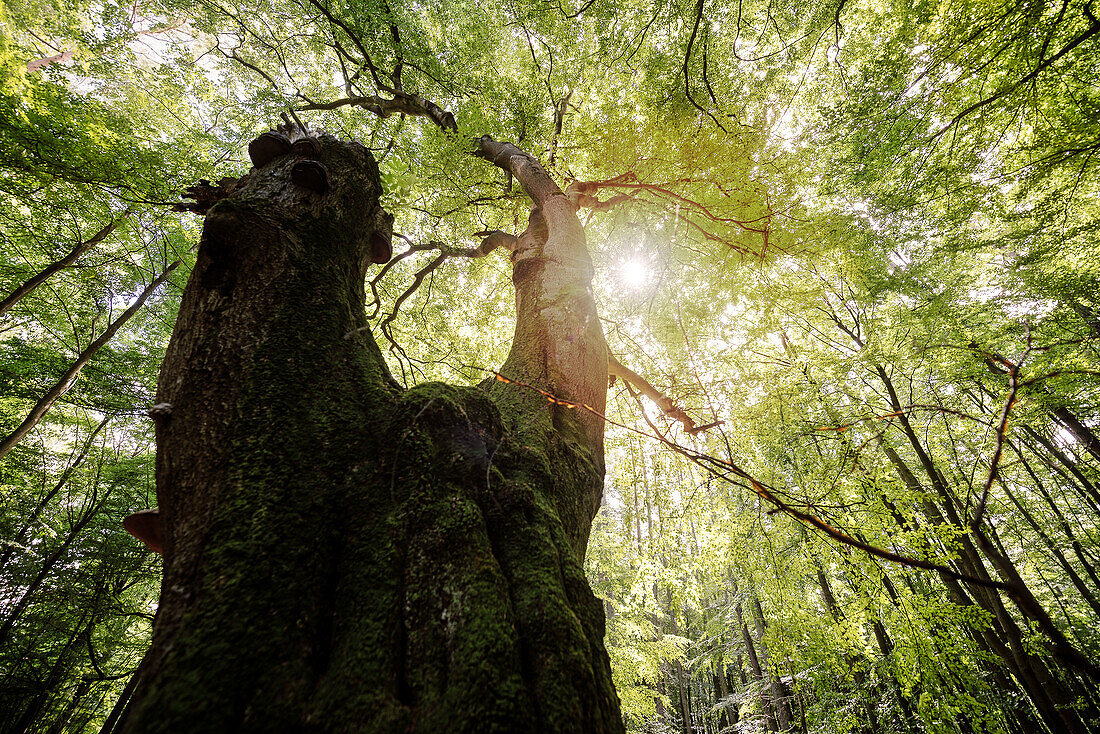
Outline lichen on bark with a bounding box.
[117,131,622,733]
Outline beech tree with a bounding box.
[110,120,630,729]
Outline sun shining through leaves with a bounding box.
[619,258,650,289]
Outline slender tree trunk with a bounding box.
[714,660,731,730]
[3,612,92,734]
[1012,442,1100,584]
[998,478,1100,617]
[876,367,1098,687]
[1052,407,1100,464]
[99,649,151,734]
[674,659,692,734]
[1022,426,1100,508]
[0,214,126,319]
[750,597,792,732]
[0,264,176,461]
[117,133,621,732]
[0,415,111,572]
[655,673,668,727]
[734,601,775,732]
[43,679,90,734]
[814,568,875,733]
[663,586,693,734]
[879,442,1053,731]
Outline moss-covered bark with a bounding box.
[118,133,622,733]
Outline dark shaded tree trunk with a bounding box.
[116,133,621,732]
[749,597,792,732]
[713,660,732,730]
[662,587,693,734]
[998,478,1100,618]
[674,659,692,734]
[1021,425,1100,508]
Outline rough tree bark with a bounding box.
[116,131,622,732]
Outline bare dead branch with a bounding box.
[361,231,516,323]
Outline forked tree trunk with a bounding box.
[117,133,621,732]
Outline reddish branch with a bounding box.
[305,84,742,430]
[277,32,1100,681]
[608,356,722,435]
[574,173,774,233]
[497,368,1012,593]
[970,366,1018,531]
[565,181,633,212]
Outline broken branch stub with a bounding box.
[172,178,241,216]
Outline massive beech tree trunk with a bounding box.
[117,132,622,732]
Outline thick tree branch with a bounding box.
[297,93,456,132]
[499,370,1008,591]
[683,0,729,132]
[473,136,565,206]
[609,356,722,435]
[565,181,633,212]
[548,89,573,165]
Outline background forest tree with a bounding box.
[1,0,1098,731]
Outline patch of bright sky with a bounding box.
[964,282,1058,318]
[888,247,912,269]
[845,200,883,232]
